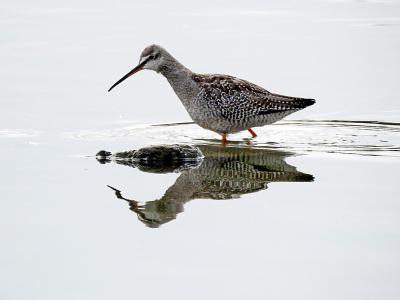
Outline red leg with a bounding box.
[222,134,227,145]
[248,128,257,137]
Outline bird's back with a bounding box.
[188,74,315,134]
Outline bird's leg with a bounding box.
[222,134,227,146]
[248,128,257,137]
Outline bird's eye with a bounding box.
[149,55,155,60]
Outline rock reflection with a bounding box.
[102,145,314,228]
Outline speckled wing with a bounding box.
[194,74,315,120]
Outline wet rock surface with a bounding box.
[117,144,203,161]
[95,150,112,164]
[96,144,203,173]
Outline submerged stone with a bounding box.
[95,144,203,173]
[130,144,203,161]
[114,150,136,160]
[95,150,112,164]
[96,150,112,157]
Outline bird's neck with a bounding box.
[159,59,200,106]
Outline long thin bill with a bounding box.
[108,62,146,92]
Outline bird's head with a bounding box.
[108,44,166,92]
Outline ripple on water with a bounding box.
[0,129,41,138]
[64,120,400,158]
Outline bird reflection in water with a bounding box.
[99,145,314,228]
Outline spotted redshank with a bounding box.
[109,44,315,143]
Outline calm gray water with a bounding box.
[1,0,400,299]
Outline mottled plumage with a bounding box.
[108,44,315,142]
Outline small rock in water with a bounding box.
[95,144,203,173]
[130,144,203,161]
[95,150,112,164]
[96,150,112,157]
[114,150,136,160]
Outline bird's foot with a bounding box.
[248,128,257,138]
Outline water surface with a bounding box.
[1,0,400,299]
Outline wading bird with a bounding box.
[109,45,315,143]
